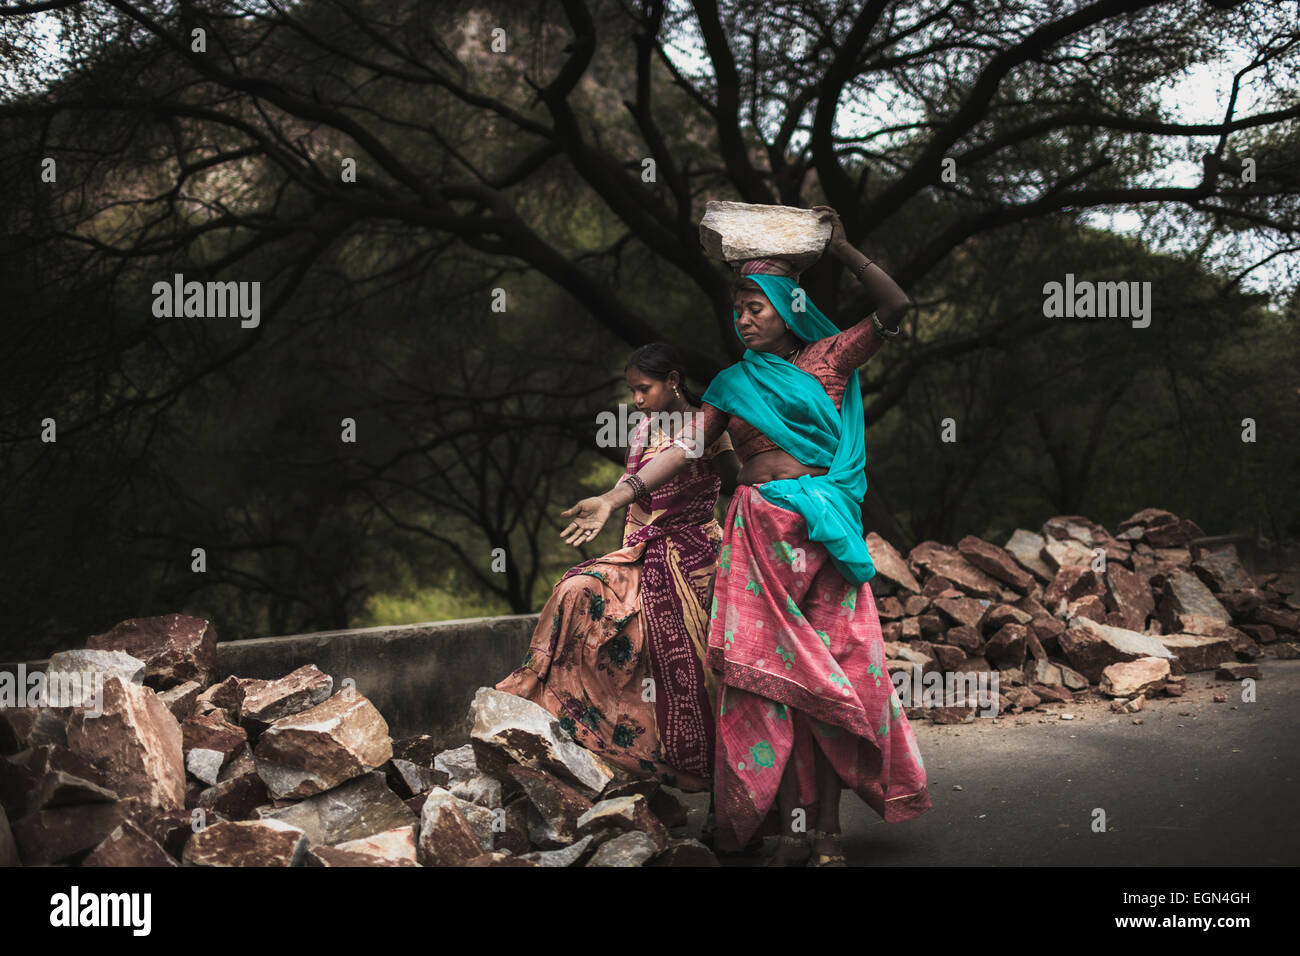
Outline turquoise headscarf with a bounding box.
[703,273,876,584]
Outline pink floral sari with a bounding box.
[706,484,932,850]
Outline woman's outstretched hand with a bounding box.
[560,496,613,547]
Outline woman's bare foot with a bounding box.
[807,829,848,867]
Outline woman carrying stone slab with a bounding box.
[559,205,932,865]
[497,342,739,793]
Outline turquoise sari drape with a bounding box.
[702,274,876,584]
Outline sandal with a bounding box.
[763,833,812,867]
[806,829,848,867]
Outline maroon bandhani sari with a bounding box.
[496,416,731,790]
[706,484,932,850]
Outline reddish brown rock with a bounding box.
[2,744,118,818]
[1102,564,1156,632]
[902,593,931,617]
[462,850,540,867]
[492,797,531,856]
[1216,662,1261,681]
[306,845,420,866]
[1025,658,1063,687]
[1143,518,1205,549]
[1156,634,1235,672]
[1153,570,1232,635]
[0,705,68,755]
[1190,544,1255,593]
[938,624,981,653]
[253,687,393,799]
[909,542,1012,601]
[182,711,248,785]
[929,704,978,724]
[1058,617,1176,683]
[1253,606,1300,635]
[417,788,487,866]
[865,533,922,593]
[196,767,270,821]
[932,596,987,630]
[1110,695,1146,714]
[82,817,179,867]
[193,676,244,719]
[469,688,614,798]
[1239,623,1277,645]
[259,771,416,846]
[983,624,1028,668]
[157,681,202,721]
[1031,683,1073,703]
[577,794,669,850]
[333,824,418,863]
[1041,538,1095,574]
[931,644,968,671]
[1099,658,1171,697]
[1043,566,1106,616]
[86,614,218,690]
[133,808,197,859]
[983,603,1033,633]
[1151,548,1193,571]
[238,664,334,732]
[183,818,308,866]
[876,596,905,621]
[649,838,720,867]
[921,575,957,598]
[1067,594,1110,624]
[918,613,945,638]
[11,800,134,865]
[1003,529,1054,584]
[956,536,1035,594]
[1002,687,1042,711]
[586,830,659,867]
[65,675,185,811]
[1118,507,1178,534]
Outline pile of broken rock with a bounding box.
[0,615,715,867]
[868,508,1298,721]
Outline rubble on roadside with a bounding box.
[0,620,714,867]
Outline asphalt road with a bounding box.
[680,658,1300,866]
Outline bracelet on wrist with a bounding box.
[869,310,901,339]
[853,256,874,282]
[620,473,650,503]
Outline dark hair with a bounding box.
[625,342,702,405]
[729,275,763,300]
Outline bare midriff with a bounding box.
[737,449,828,486]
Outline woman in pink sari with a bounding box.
[561,207,931,865]
[497,343,738,791]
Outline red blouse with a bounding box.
[701,317,886,462]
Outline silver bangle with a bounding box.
[870,310,901,339]
[853,257,874,282]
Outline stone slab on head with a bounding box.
[699,200,832,274]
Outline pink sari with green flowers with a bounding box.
[706,484,932,851]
